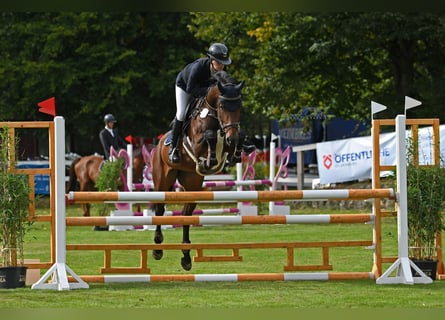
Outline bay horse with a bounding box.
[151,70,244,271]
[67,148,145,216]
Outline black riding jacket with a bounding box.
[99,128,127,160]
[176,57,215,97]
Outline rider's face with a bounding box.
[211,60,225,71]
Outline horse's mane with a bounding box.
[212,70,237,85]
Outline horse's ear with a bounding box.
[236,81,245,91]
[217,81,225,94]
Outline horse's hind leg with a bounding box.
[178,172,204,271]
[180,202,196,271]
[82,203,91,217]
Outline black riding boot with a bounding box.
[168,119,183,163]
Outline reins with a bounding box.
[202,92,241,135]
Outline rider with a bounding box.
[99,113,128,160]
[168,43,232,163]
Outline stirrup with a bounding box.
[168,147,181,163]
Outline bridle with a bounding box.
[203,92,241,136]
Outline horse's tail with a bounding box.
[67,157,81,192]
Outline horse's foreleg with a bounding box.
[180,203,196,271]
[227,131,242,165]
[204,130,217,168]
[229,144,242,165]
[152,203,165,260]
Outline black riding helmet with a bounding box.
[207,43,231,65]
[104,114,117,123]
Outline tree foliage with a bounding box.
[190,12,445,125]
[1,12,445,155]
[0,12,204,154]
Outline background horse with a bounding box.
[67,155,103,216]
[151,70,244,271]
[67,150,146,216]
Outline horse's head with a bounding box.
[215,78,244,147]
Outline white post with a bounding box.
[269,141,276,191]
[268,142,276,214]
[263,135,267,166]
[32,117,89,290]
[126,144,133,192]
[236,162,243,192]
[376,114,432,284]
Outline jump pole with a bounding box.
[67,188,394,204]
[74,272,373,283]
[65,213,374,226]
[376,114,432,284]
[133,179,273,190]
[32,116,89,290]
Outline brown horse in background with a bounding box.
[67,150,145,216]
[67,155,103,216]
[151,70,244,271]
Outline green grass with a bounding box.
[2,200,445,310]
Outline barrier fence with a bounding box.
[2,115,441,290]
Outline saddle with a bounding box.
[165,97,228,175]
[163,97,202,146]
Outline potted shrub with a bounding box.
[406,142,445,280]
[93,157,125,230]
[0,127,33,288]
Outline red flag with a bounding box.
[125,135,133,143]
[37,97,56,117]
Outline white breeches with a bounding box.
[175,86,190,122]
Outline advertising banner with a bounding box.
[316,125,445,184]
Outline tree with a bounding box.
[0,12,204,155]
[190,12,445,133]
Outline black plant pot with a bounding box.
[411,259,438,280]
[0,266,27,289]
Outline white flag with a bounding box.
[371,101,387,116]
[405,96,422,110]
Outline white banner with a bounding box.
[316,125,445,184]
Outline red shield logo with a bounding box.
[323,154,332,169]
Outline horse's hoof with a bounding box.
[181,256,192,271]
[154,232,164,244]
[242,144,256,154]
[152,249,163,260]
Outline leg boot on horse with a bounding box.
[168,118,183,163]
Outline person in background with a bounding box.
[99,113,128,160]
